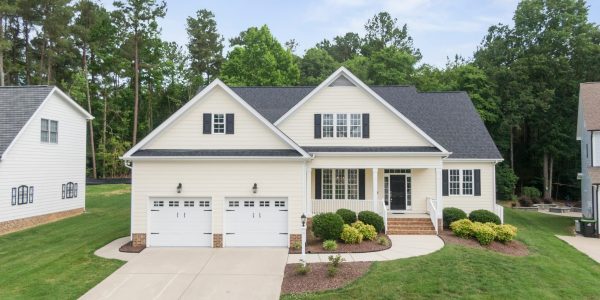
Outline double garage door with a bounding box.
[148,197,288,247]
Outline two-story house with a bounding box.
[578,82,600,234]
[0,86,93,235]
[121,67,503,248]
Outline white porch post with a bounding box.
[436,167,443,215]
[305,165,312,217]
[372,168,378,211]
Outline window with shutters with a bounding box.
[447,169,477,196]
[462,170,474,195]
[62,182,78,199]
[321,113,364,139]
[449,169,461,195]
[212,114,225,134]
[320,169,360,200]
[13,185,32,205]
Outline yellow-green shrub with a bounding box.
[494,224,518,243]
[472,222,496,245]
[351,221,377,241]
[340,224,363,244]
[450,219,474,238]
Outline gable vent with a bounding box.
[329,75,355,87]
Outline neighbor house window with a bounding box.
[212,113,225,134]
[62,182,78,199]
[41,119,58,143]
[321,113,362,138]
[321,169,359,200]
[448,169,475,196]
[12,185,33,205]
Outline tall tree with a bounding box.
[0,1,16,86]
[362,12,421,59]
[113,0,166,145]
[221,25,299,86]
[299,47,338,85]
[185,9,223,89]
[316,32,362,62]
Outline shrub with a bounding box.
[336,208,357,224]
[296,263,310,275]
[518,195,533,207]
[443,207,467,228]
[312,213,344,240]
[377,236,390,246]
[450,219,474,238]
[469,209,501,225]
[327,264,338,277]
[522,186,541,199]
[340,224,363,244]
[471,222,496,245]
[290,241,301,250]
[358,211,385,233]
[352,221,377,241]
[496,163,518,200]
[328,254,345,268]
[322,240,338,251]
[494,224,518,243]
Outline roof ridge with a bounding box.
[0,85,53,88]
[229,86,316,88]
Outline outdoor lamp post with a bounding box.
[301,213,307,266]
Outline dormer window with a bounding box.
[41,119,58,143]
[320,113,363,138]
[212,114,225,134]
[203,113,234,135]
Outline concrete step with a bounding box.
[388,226,436,230]
[388,230,437,235]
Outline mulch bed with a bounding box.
[439,230,528,256]
[289,229,391,254]
[119,241,145,253]
[281,262,372,294]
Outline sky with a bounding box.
[100,0,600,67]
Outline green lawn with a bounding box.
[0,184,130,300]
[283,209,600,300]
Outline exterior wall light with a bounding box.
[177,183,182,194]
[252,183,258,194]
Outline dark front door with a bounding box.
[390,175,406,210]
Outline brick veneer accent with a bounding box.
[132,233,146,247]
[289,234,302,248]
[0,207,84,236]
[213,234,223,248]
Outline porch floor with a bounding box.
[387,213,430,219]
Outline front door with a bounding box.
[390,175,406,210]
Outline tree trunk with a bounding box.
[548,155,554,200]
[0,14,5,86]
[24,20,31,84]
[47,50,51,85]
[543,151,551,199]
[510,126,514,169]
[39,40,45,84]
[83,47,97,179]
[132,35,140,145]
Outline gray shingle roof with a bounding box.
[0,86,55,157]
[303,146,440,153]
[132,149,302,157]
[228,86,502,159]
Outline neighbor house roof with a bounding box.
[580,83,600,131]
[0,86,55,157]
[229,86,502,159]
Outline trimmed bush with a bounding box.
[443,207,467,228]
[352,221,377,241]
[522,186,541,199]
[340,224,363,244]
[518,195,533,207]
[291,241,301,250]
[469,209,501,225]
[296,263,310,275]
[336,208,357,224]
[358,211,385,233]
[450,219,474,238]
[472,222,496,245]
[312,213,344,240]
[377,236,390,246]
[494,224,518,243]
[322,240,338,251]
[496,163,518,200]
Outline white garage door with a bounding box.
[224,197,288,247]
[148,198,212,247]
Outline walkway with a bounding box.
[557,235,600,263]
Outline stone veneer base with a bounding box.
[132,233,146,247]
[0,207,85,236]
[213,234,223,248]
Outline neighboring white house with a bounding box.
[0,86,93,235]
[578,83,600,233]
[122,67,503,248]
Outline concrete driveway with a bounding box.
[81,247,288,300]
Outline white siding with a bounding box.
[442,161,496,213]
[0,92,87,222]
[278,85,433,147]
[593,132,600,167]
[144,86,290,150]
[131,160,305,236]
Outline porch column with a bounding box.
[306,166,312,217]
[436,167,443,214]
[372,168,378,210]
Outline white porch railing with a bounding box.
[427,197,439,234]
[311,199,388,232]
[494,204,504,224]
[381,197,388,233]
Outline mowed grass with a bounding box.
[0,184,130,299]
[283,209,600,300]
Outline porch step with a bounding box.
[387,217,437,235]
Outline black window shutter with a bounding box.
[226,114,234,134]
[315,169,322,199]
[62,184,65,199]
[11,188,16,205]
[442,170,449,196]
[359,169,366,200]
[203,113,212,134]
[74,183,78,198]
[314,114,321,139]
[474,169,481,196]
[29,186,34,203]
[362,113,370,138]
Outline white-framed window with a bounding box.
[259,201,270,207]
[12,185,33,205]
[62,182,78,199]
[244,201,254,207]
[447,169,476,196]
[184,200,195,207]
[199,201,210,207]
[321,113,362,139]
[274,200,286,207]
[228,201,239,207]
[320,169,360,200]
[153,200,164,207]
[212,113,225,134]
[41,119,58,143]
[168,200,179,207]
